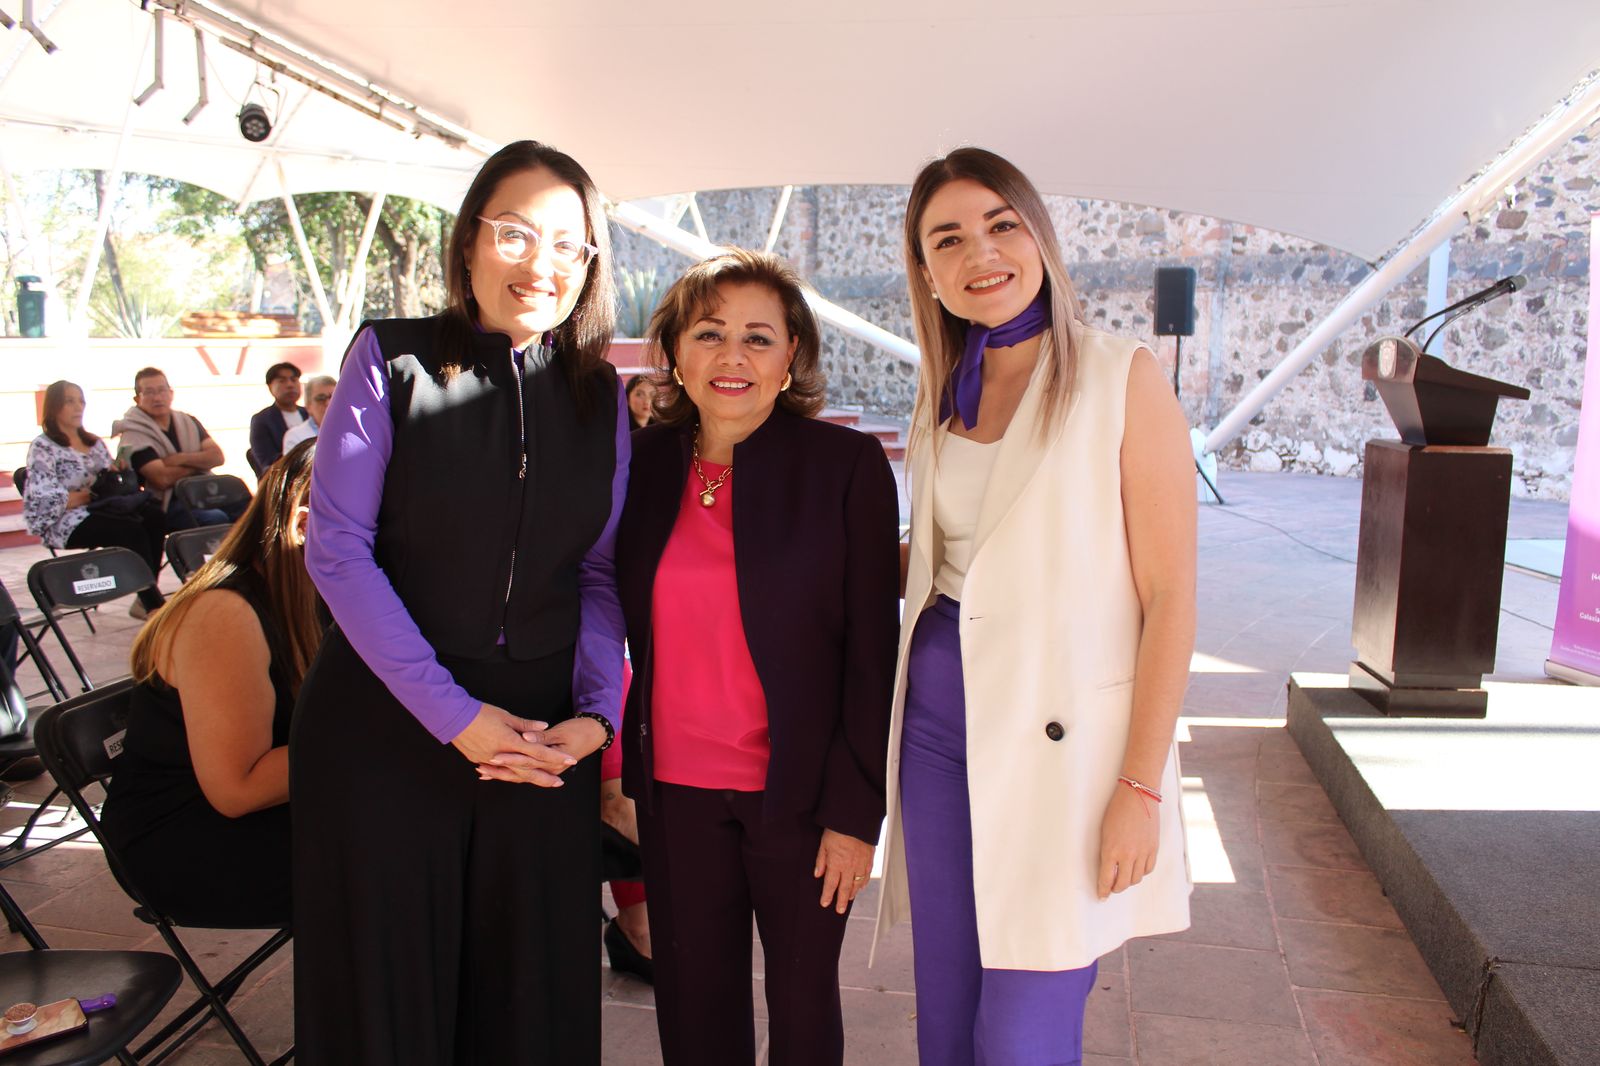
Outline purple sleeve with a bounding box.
[305,329,482,743]
[570,383,631,731]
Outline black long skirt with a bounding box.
[289,626,600,1065]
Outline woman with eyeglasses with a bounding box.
[290,141,628,1065]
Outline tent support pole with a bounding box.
[276,160,334,329]
[340,187,387,329]
[1202,71,1600,458]
[609,199,919,365]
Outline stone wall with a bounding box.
[609,130,1594,499]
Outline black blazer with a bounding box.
[616,409,900,844]
[248,404,308,468]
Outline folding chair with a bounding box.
[35,681,294,1066]
[246,447,265,478]
[0,597,78,860]
[172,473,251,516]
[0,946,182,1066]
[0,578,68,705]
[165,523,231,583]
[13,467,96,634]
[27,549,163,694]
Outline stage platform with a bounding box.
[1287,674,1600,1066]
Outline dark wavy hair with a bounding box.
[646,248,826,426]
[41,380,99,448]
[441,140,616,412]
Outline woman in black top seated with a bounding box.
[101,440,321,927]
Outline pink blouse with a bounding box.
[649,460,772,791]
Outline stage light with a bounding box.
[239,102,272,142]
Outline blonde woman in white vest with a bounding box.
[873,148,1197,1066]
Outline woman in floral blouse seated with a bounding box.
[23,380,166,612]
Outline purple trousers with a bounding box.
[900,596,1098,1066]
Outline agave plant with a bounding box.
[89,293,182,338]
[616,267,672,338]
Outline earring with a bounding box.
[781,372,793,392]
[673,367,684,386]
[930,290,939,301]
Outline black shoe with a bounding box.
[604,916,654,985]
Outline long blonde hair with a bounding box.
[130,440,322,692]
[903,148,1086,453]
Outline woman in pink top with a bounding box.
[612,250,900,1066]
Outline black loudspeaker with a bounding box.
[1154,266,1196,336]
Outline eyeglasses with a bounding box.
[137,386,172,398]
[476,216,597,272]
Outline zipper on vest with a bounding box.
[503,349,530,615]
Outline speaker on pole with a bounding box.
[1154,266,1196,336]
[1151,265,1223,503]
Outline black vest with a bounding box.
[363,315,617,660]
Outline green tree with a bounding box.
[156,182,450,326]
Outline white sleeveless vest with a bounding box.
[872,326,1192,971]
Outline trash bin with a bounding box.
[15,276,45,338]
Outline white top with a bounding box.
[931,429,1001,602]
[282,418,319,452]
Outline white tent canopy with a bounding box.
[0,0,479,207]
[139,0,1600,262]
[2,0,1598,450]
[1,0,1596,259]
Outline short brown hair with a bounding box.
[264,361,301,385]
[133,367,167,392]
[646,249,825,425]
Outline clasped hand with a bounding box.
[451,703,607,787]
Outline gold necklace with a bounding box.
[692,431,733,508]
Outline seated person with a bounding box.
[249,362,307,471]
[100,440,320,928]
[22,380,165,613]
[117,367,245,532]
[281,374,335,454]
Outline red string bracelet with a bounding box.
[1118,775,1163,818]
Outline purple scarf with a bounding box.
[941,288,1051,429]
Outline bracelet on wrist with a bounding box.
[1117,775,1162,819]
[573,711,615,751]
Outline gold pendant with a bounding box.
[700,491,717,507]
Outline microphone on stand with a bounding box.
[1403,275,1526,353]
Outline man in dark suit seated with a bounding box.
[248,362,308,472]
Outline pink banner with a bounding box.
[1548,214,1600,682]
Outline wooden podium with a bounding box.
[1348,337,1529,717]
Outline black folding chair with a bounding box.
[0,946,182,1066]
[0,587,79,858]
[27,549,163,694]
[0,578,68,706]
[34,681,294,1066]
[165,523,231,583]
[172,473,251,516]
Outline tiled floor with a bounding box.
[0,470,1568,1063]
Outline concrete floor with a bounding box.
[0,470,1570,1064]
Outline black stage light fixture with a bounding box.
[239,102,272,143]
